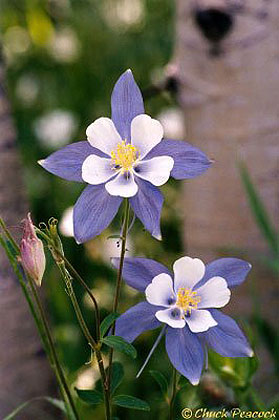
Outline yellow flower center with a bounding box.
[176,288,201,315]
[111,140,139,172]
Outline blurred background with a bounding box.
[0,0,278,418]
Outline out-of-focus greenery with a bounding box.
[239,163,279,275]
[0,0,183,418]
[1,1,278,419]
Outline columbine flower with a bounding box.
[111,256,253,385]
[38,69,211,243]
[20,213,46,286]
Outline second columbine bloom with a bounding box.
[112,255,253,385]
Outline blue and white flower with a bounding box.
[112,256,253,385]
[39,69,211,243]
[82,114,174,198]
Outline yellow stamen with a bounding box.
[176,288,201,316]
[111,140,139,172]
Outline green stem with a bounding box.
[235,386,266,411]
[51,247,101,341]
[0,229,78,420]
[95,348,111,420]
[37,228,101,342]
[248,387,266,410]
[107,199,130,405]
[37,223,109,418]
[0,217,19,250]
[57,263,111,420]
[58,264,97,348]
[169,368,177,420]
[0,234,51,355]
[28,277,79,420]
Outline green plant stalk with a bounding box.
[235,386,266,411]
[169,368,177,420]
[247,387,266,410]
[0,228,78,420]
[57,262,111,420]
[0,234,51,355]
[107,199,130,401]
[49,244,101,341]
[28,276,79,420]
[37,224,109,417]
[37,227,101,341]
[47,243,111,417]
[0,218,20,250]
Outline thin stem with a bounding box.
[0,217,20,251]
[57,263,111,420]
[39,224,110,419]
[95,349,111,420]
[247,387,266,410]
[169,368,177,420]
[58,264,97,349]
[0,234,51,358]
[107,199,130,394]
[28,277,79,420]
[36,227,100,342]
[0,228,78,420]
[51,247,101,341]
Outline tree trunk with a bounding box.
[0,55,55,418]
[175,0,278,397]
[175,0,278,281]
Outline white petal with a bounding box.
[86,117,122,156]
[134,156,174,187]
[196,276,231,309]
[155,307,186,329]
[82,155,115,185]
[173,256,205,292]
[145,273,176,307]
[131,114,163,158]
[186,309,217,333]
[105,171,138,198]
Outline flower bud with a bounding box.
[20,213,46,286]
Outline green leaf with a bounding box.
[261,256,279,275]
[111,362,124,395]
[239,163,278,255]
[209,350,258,390]
[100,313,119,338]
[254,315,279,374]
[75,388,103,405]
[178,375,190,389]
[102,336,137,359]
[93,362,124,396]
[3,397,66,420]
[149,370,168,395]
[112,395,150,411]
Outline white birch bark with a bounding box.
[175,0,278,259]
[0,58,55,418]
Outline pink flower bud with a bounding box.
[20,213,46,286]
